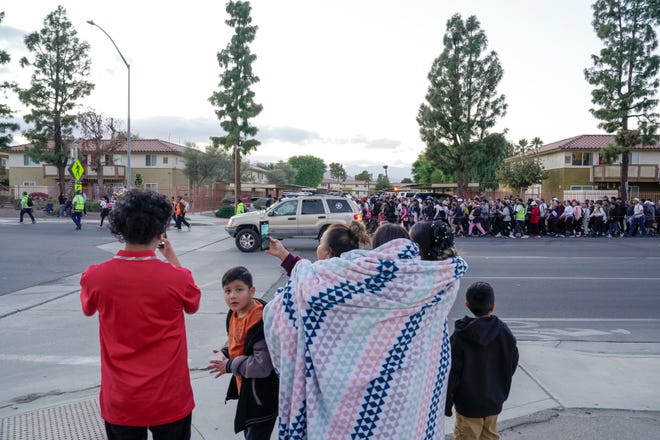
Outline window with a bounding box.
[327,198,352,213]
[570,185,594,191]
[104,155,113,166]
[571,152,592,166]
[272,200,298,216]
[23,155,36,166]
[301,199,325,215]
[145,154,157,166]
[162,156,169,164]
[22,181,36,186]
[145,183,158,192]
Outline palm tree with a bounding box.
[531,137,544,151]
[383,165,389,178]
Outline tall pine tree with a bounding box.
[18,6,94,194]
[209,1,262,200]
[0,12,20,150]
[584,0,659,200]
[417,14,508,197]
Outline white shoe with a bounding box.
[521,235,529,238]
[495,233,502,238]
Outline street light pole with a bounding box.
[87,20,131,189]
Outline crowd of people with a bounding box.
[358,193,658,239]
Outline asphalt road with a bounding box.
[1,221,659,412]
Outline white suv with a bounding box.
[225,195,363,252]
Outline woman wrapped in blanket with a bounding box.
[263,220,468,440]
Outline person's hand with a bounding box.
[157,238,181,266]
[208,349,228,378]
[265,237,289,261]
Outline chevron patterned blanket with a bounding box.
[263,238,468,439]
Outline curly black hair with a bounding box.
[410,220,457,261]
[108,189,172,244]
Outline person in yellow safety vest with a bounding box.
[236,200,246,215]
[19,191,36,224]
[72,190,86,230]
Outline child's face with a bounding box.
[223,279,256,316]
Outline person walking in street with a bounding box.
[71,190,85,230]
[80,189,201,440]
[208,266,278,440]
[175,196,191,231]
[99,196,112,228]
[19,191,36,224]
[445,281,518,440]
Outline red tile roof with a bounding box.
[9,139,189,154]
[534,134,659,155]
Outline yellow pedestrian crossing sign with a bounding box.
[70,159,85,180]
[74,183,82,191]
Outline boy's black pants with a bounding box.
[244,418,277,440]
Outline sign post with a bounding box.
[69,159,85,192]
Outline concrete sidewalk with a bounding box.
[1,217,659,439]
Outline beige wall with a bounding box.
[8,151,190,198]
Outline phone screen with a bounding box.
[259,221,269,251]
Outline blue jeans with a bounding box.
[58,204,66,217]
[626,216,646,236]
[72,211,83,228]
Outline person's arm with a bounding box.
[209,338,274,379]
[445,333,463,417]
[266,237,302,276]
[226,338,274,379]
[79,270,97,316]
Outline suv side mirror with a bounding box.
[267,211,274,217]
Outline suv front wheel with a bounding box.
[235,228,260,253]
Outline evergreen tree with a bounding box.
[417,14,507,196]
[354,170,373,194]
[0,12,20,150]
[375,173,392,192]
[288,155,326,188]
[584,0,660,200]
[266,160,297,184]
[209,1,262,200]
[329,162,347,182]
[17,6,94,194]
[183,144,233,187]
[496,139,547,196]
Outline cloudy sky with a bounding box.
[1,0,611,180]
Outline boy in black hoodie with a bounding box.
[445,281,518,440]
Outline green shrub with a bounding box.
[86,201,101,212]
[215,206,235,218]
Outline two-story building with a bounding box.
[526,134,660,198]
[6,139,191,198]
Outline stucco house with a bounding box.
[527,134,660,198]
[6,139,191,198]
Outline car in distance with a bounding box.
[225,195,363,252]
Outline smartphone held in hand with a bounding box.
[259,220,270,251]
